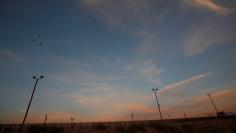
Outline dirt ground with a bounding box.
[1,117,236,133]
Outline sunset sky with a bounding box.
[0,0,236,124]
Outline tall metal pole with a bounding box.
[152,88,163,120]
[183,113,187,119]
[43,114,47,126]
[70,117,75,129]
[130,113,134,121]
[20,76,43,132]
[207,93,219,116]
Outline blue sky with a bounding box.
[0,0,236,123]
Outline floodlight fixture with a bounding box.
[152,88,163,120]
[206,93,219,116]
[20,75,44,132]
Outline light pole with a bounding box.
[70,117,75,129]
[43,114,47,126]
[20,75,43,132]
[183,113,187,118]
[130,113,134,121]
[152,88,163,120]
[206,93,219,116]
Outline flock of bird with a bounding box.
[33,34,42,46]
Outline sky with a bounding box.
[0,0,236,124]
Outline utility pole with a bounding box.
[20,75,43,132]
[70,117,75,129]
[130,113,134,121]
[183,113,188,122]
[43,114,47,126]
[152,88,163,120]
[183,113,187,119]
[206,93,219,116]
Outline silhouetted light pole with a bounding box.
[130,113,134,121]
[183,113,187,118]
[206,93,219,116]
[152,88,163,120]
[70,117,75,129]
[20,75,43,132]
[43,114,47,126]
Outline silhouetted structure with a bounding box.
[184,113,187,118]
[70,117,75,128]
[43,114,47,126]
[152,88,163,120]
[206,93,220,116]
[19,76,43,132]
[130,113,134,121]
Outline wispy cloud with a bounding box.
[0,48,26,64]
[3,88,234,123]
[183,19,236,56]
[80,0,156,30]
[185,0,233,15]
[49,55,163,86]
[155,87,236,118]
[48,57,162,117]
[49,63,122,86]
[81,0,235,56]
[160,71,211,94]
[47,54,122,86]
[47,55,158,117]
[175,88,236,115]
[125,59,163,85]
[64,82,153,117]
[135,31,159,54]
[80,0,174,54]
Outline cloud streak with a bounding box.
[64,82,154,118]
[81,0,236,56]
[156,87,236,118]
[177,88,236,115]
[183,19,236,56]
[186,0,233,15]
[80,0,156,30]
[160,72,211,94]
[80,0,172,54]
[0,48,26,64]
[125,59,163,85]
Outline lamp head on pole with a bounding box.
[152,88,158,91]
[33,75,44,80]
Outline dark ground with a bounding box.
[1,116,235,133]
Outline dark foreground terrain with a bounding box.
[1,117,235,133]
